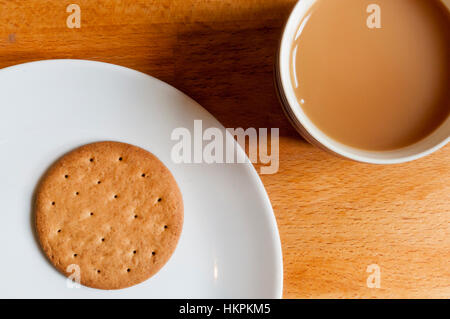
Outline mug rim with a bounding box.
[277,0,450,164]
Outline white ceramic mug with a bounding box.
[275,0,450,164]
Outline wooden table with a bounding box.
[1,0,448,298]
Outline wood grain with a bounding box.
[0,0,448,298]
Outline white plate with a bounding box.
[0,60,283,298]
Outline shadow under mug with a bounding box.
[275,0,450,164]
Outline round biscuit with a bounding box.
[35,141,183,289]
